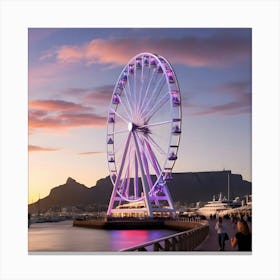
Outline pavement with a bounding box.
[195,219,239,251]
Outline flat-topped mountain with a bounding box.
[28,171,251,213]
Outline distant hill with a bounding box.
[28,171,251,213]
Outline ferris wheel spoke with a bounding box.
[126,75,136,113]
[136,65,150,116]
[138,68,156,114]
[133,65,138,114]
[141,148,154,191]
[133,132,153,192]
[113,132,132,187]
[146,134,167,156]
[118,90,133,120]
[146,94,170,122]
[138,120,172,129]
[137,59,145,116]
[138,67,151,114]
[133,133,146,191]
[144,138,163,177]
[142,76,164,113]
[110,108,130,124]
[140,76,165,119]
[141,92,169,122]
[136,76,144,117]
[145,81,166,116]
[139,133,155,189]
[120,163,130,197]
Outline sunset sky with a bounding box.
[28,28,252,204]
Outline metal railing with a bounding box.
[121,221,209,252]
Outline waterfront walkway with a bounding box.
[195,219,238,251]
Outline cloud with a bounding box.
[187,99,251,116]
[28,62,68,90]
[29,98,107,131]
[29,145,60,152]
[84,85,114,105]
[49,32,251,68]
[78,151,104,155]
[29,99,91,112]
[56,45,84,63]
[213,81,251,97]
[29,111,107,130]
[57,85,114,106]
[61,88,90,95]
[185,81,251,116]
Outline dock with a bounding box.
[73,218,198,231]
[73,219,165,230]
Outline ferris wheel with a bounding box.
[106,52,182,217]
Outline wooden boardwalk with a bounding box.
[195,219,239,251]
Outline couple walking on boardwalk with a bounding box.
[215,217,229,251]
[215,216,251,251]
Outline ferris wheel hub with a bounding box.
[128,122,133,131]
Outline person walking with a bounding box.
[215,216,227,251]
[231,219,252,251]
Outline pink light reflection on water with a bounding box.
[28,221,178,252]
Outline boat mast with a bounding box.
[227,171,230,201]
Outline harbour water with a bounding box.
[28,220,179,252]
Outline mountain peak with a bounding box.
[66,177,76,184]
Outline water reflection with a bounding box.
[28,220,178,252]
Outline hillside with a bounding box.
[28,171,251,213]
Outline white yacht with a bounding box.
[196,170,243,217]
[196,193,235,217]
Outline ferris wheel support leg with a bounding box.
[133,132,153,217]
[107,132,132,216]
[144,139,162,206]
[144,139,161,176]
[145,138,175,215]
[162,184,176,217]
[141,151,154,192]
[134,153,139,199]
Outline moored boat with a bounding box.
[195,193,240,217]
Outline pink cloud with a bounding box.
[29,145,60,152]
[29,111,106,130]
[29,98,107,131]
[78,151,104,155]
[28,62,68,89]
[52,34,251,67]
[59,113,106,127]
[29,99,90,112]
[56,45,84,63]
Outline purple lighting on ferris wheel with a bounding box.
[106,52,182,218]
